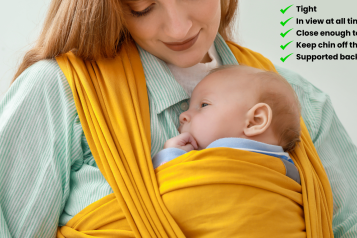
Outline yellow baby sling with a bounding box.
[56,41,334,238]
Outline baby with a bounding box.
[153,65,301,183]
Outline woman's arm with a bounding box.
[0,60,81,237]
[275,65,357,238]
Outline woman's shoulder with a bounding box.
[3,59,75,113]
[0,59,79,144]
[13,59,69,95]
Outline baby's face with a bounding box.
[179,67,260,149]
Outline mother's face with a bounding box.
[124,0,221,68]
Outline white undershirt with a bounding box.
[167,44,223,97]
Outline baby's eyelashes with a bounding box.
[201,103,209,108]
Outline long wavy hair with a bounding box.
[12,0,238,83]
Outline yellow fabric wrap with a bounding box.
[56,41,334,238]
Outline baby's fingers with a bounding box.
[181,143,194,152]
[187,135,198,150]
[180,132,198,150]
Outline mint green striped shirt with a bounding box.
[0,35,356,237]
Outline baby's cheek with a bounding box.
[178,125,183,133]
[195,130,216,149]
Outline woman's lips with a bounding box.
[162,31,200,51]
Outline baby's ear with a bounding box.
[243,103,273,137]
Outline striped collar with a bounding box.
[137,34,238,114]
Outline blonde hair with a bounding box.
[12,0,238,83]
[209,65,301,152]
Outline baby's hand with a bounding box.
[164,132,198,152]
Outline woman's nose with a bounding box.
[179,111,191,124]
[162,3,192,41]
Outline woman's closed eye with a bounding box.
[131,4,154,17]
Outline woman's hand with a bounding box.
[164,132,198,152]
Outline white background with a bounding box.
[1,0,356,144]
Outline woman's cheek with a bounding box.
[126,15,160,46]
[192,0,221,27]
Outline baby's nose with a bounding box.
[179,111,190,124]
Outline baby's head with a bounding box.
[178,65,301,152]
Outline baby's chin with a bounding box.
[197,138,222,150]
[195,137,214,150]
[197,142,208,150]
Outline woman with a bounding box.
[0,0,356,237]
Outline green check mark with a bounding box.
[280,28,293,38]
[280,53,293,62]
[280,5,293,14]
[280,41,293,50]
[280,17,293,26]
